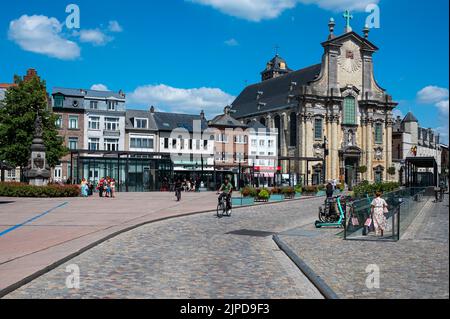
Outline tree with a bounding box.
[387,167,396,176]
[0,74,67,172]
[358,166,368,174]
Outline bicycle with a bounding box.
[217,193,232,218]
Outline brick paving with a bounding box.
[279,195,449,299]
[4,198,325,299]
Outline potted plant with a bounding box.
[282,187,295,199]
[270,187,284,201]
[236,186,256,206]
[257,189,270,202]
[303,185,318,196]
[294,184,303,197]
[316,184,326,197]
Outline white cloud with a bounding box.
[78,29,112,46]
[108,20,123,33]
[188,0,378,22]
[8,15,80,60]
[300,0,379,11]
[128,84,235,116]
[224,38,239,46]
[90,84,109,91]
[436,100,449,116]
[417,86,449,104]
[417,86,450,144]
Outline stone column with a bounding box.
[361,116,367,180]
[366,118,373,182]
[296,112,302,174]
[305,114,313,184]
[331,115,339,180]
[326,115,332,181]
[386,119,393,181]
[301,114,307,176]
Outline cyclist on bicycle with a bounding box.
[217,178,233,210]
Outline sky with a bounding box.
[0,0,449,142]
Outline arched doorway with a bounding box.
[340,146,362,189]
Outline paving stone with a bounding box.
[4,198,325,299]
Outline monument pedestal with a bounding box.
[25,115,51,186]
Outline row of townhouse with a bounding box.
[50,87,278,191]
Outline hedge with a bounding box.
[0,182,80,198]
[353,181,400,198]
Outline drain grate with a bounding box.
[226,229,276,237]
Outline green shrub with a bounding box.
[294,184,302,194]
[387,167,396,176]
[0,182,80,198]
[258,189,270,200]
[353,181,400,198]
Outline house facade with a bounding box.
[51,87,127,182]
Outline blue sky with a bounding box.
[0,0,449,141]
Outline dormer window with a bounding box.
[54,95,64,107]
[134,118,148,129]
[90,101,98,109]
[108,100,118,111]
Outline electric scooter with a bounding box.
[315,195,346,228]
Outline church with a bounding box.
[231,14,398,186]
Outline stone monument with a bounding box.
[25,113,51,186]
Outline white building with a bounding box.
[247,120,278,183]
[83,90,126,153]
[392,112,442,184]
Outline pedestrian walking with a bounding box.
[370,191,388,237]
[110,178,116,198]
[80,178,89,197]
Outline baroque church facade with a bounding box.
[231,17,397,185]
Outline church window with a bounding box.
[289,113,297,147]
[343,96,357,125]
[274,115,282,151]
[375,123,383,144]
[314,118,323,140]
